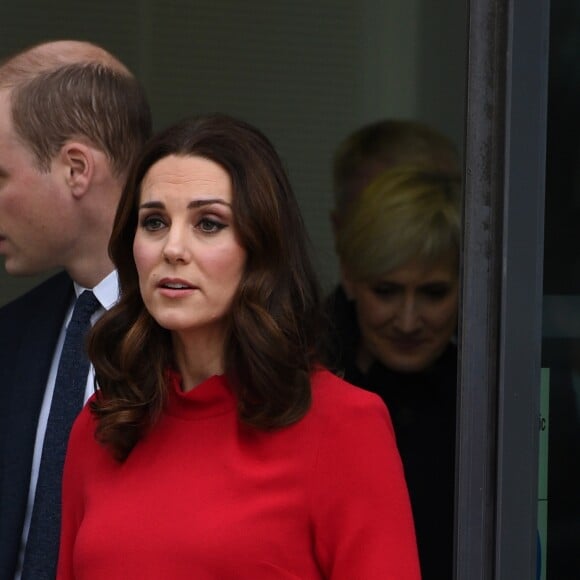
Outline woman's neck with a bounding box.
[171,329,226,392]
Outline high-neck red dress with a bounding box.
[57,368,420,579]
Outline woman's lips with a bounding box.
[389,337,426,351]
[157,278,197,297]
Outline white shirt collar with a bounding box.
[73,269,120,311]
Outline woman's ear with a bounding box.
[60,142,94,198]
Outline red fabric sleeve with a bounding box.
[310,391,421,579]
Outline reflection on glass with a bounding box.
[542,1,580,577]
[540,339,580,578]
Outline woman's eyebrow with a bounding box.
[138,198,231,210]
[138,201,164,209]
[188,198,231,209]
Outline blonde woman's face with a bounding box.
[342,255,458,374]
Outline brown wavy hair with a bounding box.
[88,113,323,461]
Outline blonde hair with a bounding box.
[332,119,460,220]
[335,166,461,280]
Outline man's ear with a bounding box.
[60,142,94,198]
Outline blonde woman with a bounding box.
[324,166,461,580]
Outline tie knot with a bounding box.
[70,290,101,327]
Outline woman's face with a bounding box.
[342,254,458,373]
[133,154,246,340]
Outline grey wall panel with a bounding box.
[0,0,466,305]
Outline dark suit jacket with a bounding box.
[0,271,73,579]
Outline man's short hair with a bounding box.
[7,61,151,177]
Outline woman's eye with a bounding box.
[372,285,398,298]
[141,215,165,231]
[422,285,451,300]
[198,218,226,233]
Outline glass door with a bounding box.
[540,1,580,577]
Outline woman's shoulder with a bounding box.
[69,393,99,441]
[311,367,384,402]
[309,367,394,430]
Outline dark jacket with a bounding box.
[0,271,73,579]
[323,285,457,580]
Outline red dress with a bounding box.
[57,368,420,579]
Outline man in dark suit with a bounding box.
[0,40,152,579]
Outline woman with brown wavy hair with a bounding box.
[57,113,420,580]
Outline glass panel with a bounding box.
[0,3,467,578]
[541,1,580,577]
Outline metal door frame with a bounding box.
[457,0,550,577]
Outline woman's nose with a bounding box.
[162,227,191,264]
[394,298,422,333]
